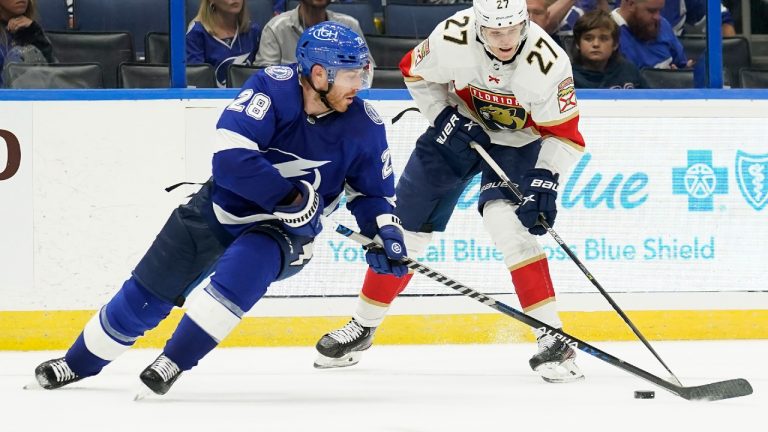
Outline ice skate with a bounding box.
[139,354,182,396]
[529,334,584,383]
[314,318,376,369]
[34,357,83,390]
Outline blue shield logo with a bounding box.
[735,151,768,211]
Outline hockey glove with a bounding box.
[273,180,324,237]
[433,106,491,158]
[515,169,559,236]
[366,214,408,278]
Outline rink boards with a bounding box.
[1,90,767,348]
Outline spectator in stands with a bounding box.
[527,0,566,47]
[255,0,372,67]
[543,0,610,38]
[186,0,262,88]
[0,0,53,87]
[571,10,647,88]
[611,0,692,69]
[662,0,736,36]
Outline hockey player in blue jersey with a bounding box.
[33,22,407,396]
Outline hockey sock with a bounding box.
[354,268,413,327]
[162,232,281,371]
[66,278,174,377]
[163,315,218,371]
[510,257,562,332]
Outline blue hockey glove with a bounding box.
[433,106,491,157]
[273,180,324,237]
[515,169,559,236]
[366,214,408,278]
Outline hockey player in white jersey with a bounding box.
[315,0,587,383]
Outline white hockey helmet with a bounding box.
[473,0,529,48]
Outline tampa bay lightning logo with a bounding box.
[735,151,768,211]
[364,101,383,125]
[265,65,294,81]
[267,148,330,190]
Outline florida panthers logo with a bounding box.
[455,85,528,131]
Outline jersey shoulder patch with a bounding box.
[364,100,384,125]
[264,65,294,81]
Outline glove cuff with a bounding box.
[376,214,403,232]
[273,180,319,228]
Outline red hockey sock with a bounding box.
[510,257,556,310]
[360,268,413,305]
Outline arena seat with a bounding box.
[679,36,751,87]
[145,32,170,64]
[74,0,169,58]
[4,63,103,89]
[227,64,264,88]
[640,68,695,89]
[384,3,467,37]
[739,68,768,89]
[372,67,406,89]
[365,35,421,68]
[46,31,134,88]
[118,63,216,88]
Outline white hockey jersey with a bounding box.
[399,8,585,175]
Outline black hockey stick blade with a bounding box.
[677,378,753,401]
[332,222,754,402]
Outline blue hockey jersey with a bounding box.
[611,9,687,69]
[186,21,262,88]
[211,64,396,238]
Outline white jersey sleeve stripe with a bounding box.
[215,128,263,153]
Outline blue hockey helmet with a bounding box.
[296,22,373,89]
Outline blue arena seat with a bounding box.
[36,0,69,31]
[74,0,169,57]
[384,3,467,37]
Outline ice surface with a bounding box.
[4,341,765,432]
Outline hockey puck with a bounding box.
[634,390,655,399]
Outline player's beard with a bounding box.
[324,86,356,113]
[626,14,659,41]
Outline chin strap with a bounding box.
[306,75,336,111]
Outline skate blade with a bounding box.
[313,352,363,369]
[534,359,585,384]
[22,380,43,390]
[133,383,154,401]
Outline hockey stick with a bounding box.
[469,142,686,386]
[332,221,753,401]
